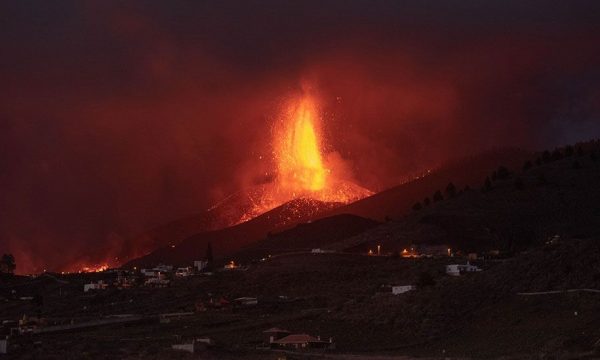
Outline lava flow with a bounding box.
[236,94,372,223]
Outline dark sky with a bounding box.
[2,1,600,273]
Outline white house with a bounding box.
[194,260,208,271]
[392,285,415,295]
[175,267,192,277]
[83,280,108,292]
[446,263,482,276]
[234,297,258,306]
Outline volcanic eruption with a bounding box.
[232,92,373,223]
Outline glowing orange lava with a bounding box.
[275,95,328,193]
[236,93,372,223]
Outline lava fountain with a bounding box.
[275,95,327,194]
[235,93,372,223]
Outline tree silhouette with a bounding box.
[483,176,492,192]
[423,197,431,206]
[522,160,533,171]
[433,190,444,202]
[551,149,563,161]
[412,202,423,211]
[445,182,457,198]
[577,146,584,156]
[565,145,574,157]
[542,150,551,163]
[0,254,16,274]
[206,242,214,264]
[497,166,510,179]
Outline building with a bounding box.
[234,297,258,306]
[171,338,212,354]
[392,285,415,295]
[271,333,334,350]
[175,267,192,277]
[194,260,208,271]
[446,263,482,276]
[263,327,291,344]
[83,280,108,292]
[311,249,334,254]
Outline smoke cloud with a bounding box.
[1,1,600,272]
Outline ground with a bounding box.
[3,241,600,359]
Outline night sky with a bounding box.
[2,1,600,273]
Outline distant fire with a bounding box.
[238,92,372,222]
[80,264,109,273]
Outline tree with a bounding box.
[433,190,444,202]
[591,152,598,162]
[423,197,431,206]
[496,166,510,179]
[483,176,492,192]
[542,150,551,163]
[464,185,471,192]
[565,145,574,157]
[412,202,423,211]
[565,145,575,157]
[535,157,542,166]
[0,254,16,275]
[577,146,584,156]
[445,182,456,198]
[551,149,563,161]
[573,160,581,169]
[206,242,214,264]
[522,160,533,171]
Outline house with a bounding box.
[234,297,258,306]
[144,272,170,287]
[392,285,415,295]
[175,267,192,277]
[263,327,291,344]
[311,249,334,254]
[271,333,334,350]
[446,263,482,276]
[194,260,208,271]
[18,315,45,334]
[171,338,212,354]
[155,264,173,272]
[83,280,108,292]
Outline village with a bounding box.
[0,241,501,358]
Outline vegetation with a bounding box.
[0,253,16,274]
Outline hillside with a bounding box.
[324,148,531,221]
[231,214,380,262]
[124,148,531,267]
[332,140,600,255]
[123,198,341,269]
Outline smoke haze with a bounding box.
[2,1,600,272]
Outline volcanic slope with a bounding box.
[326,147,531,221]
[125,148,531,267]
[123,198,341,269]
[333,139,600,255]
[231,214,380,262]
